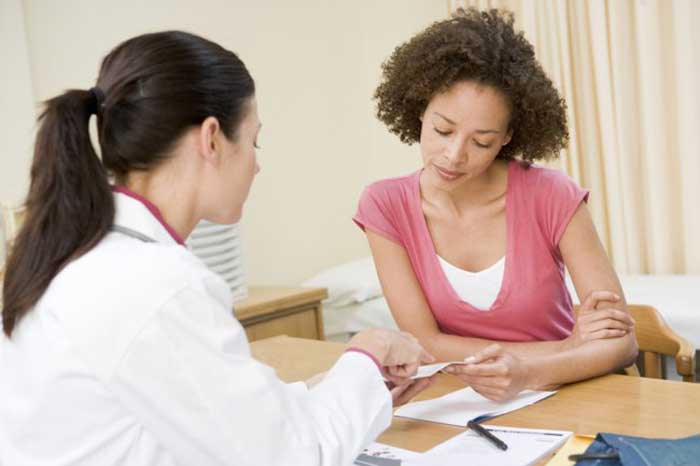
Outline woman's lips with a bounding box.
[434,164,464,181]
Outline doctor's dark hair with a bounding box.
[2,31,255,336]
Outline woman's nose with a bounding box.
[444,139,467,165]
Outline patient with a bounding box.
[353,8,639,401]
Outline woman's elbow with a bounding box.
[624,333,639,367]
[586,332,639,372]
[621,333,640,368]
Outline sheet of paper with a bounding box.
[383,361,468,382]
[410,361,468,379]
[403,425,572,466]
[354,442,420,465]
[394,387,556,426]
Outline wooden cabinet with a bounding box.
[234,287,327,342]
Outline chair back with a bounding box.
[628,304,696,382]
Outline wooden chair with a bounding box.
[575,303,696,382]
[627,304,696,382]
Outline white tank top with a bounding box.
[437,255,505,311]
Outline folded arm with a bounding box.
[365,202,638,394]
[542,202,639,384]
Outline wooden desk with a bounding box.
[251,335,700,454]
[234,287,327,342]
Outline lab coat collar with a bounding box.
[112,186,186,246]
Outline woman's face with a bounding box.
[419,80,512,190]
[207,97,261,224]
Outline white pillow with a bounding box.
[301,256,382,307]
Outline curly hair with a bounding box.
[374,8,568,162]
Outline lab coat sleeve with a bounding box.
[108,285,392,466]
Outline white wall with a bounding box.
[0,0,36,260]
[6,0,447,284]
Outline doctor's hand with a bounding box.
[348,328,435,386]
[387,375,437,407]
[444,344,530,402]
[565,290,634,350]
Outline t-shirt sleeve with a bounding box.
[353,184,404,246]
[540,169,590,247]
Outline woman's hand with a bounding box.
[565,291,634,350]
[347,328,435,386]
[444,344,530,402]
[388,376,437,407]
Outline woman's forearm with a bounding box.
[423,329,638,389]
[423,331,566,362]
[525,332,639,389]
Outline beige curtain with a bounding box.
[450,0,700,274]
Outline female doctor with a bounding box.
[0,31,434,466]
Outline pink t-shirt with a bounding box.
[353,161,589,342]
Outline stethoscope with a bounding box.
[110,225,156,243]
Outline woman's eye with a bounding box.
[474,140,492,149]
[434,128,451,136]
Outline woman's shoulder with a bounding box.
[511,160,582,196]
[510,160,589,246]
[51,237,229,311]
[36,239,233,381]
[359,170,420,209]
[362,170,420,197]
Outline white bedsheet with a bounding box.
[322,296,398,341]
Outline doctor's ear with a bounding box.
[198,116,223,163]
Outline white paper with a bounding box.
[394,387,556,426]
[403,425,572,466]
[411,361,468,379]
[383,361,468,382]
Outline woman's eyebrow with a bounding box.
[433,112,499,134]
[433,111,456,124]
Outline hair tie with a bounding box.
[88,87,105,115]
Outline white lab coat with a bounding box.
[0,192,392,466]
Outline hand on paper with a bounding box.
[565,290,634,349]
[444,344,529,402]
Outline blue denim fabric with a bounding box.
[576,432,700,466]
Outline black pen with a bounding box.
[568,452,620,461]
[467,420,509,451]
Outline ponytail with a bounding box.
[2,89,113,336]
